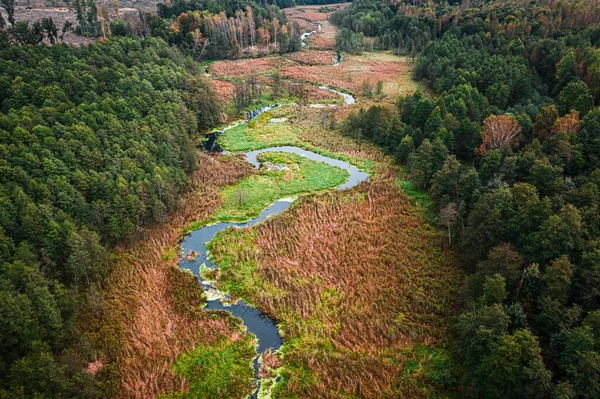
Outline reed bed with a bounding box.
[284,50,338,66]
[279,52,422,101]
[210,175,463,398]
[84,153,256,398]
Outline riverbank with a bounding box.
[88,4,461,398]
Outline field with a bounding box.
[209,172,463,398]
[284,50,338,65]
[208,52,426,109]
[280,52,427,101]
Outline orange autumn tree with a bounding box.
[476,114,522,155]
[552,110,582,137]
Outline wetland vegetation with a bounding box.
[3,0,600,398]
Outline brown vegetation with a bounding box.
[309,21,338,50]
[84,153,256,398]
[209,57,294,77]
[477,114,522,155]
[279,53,423,101]
[284,49,338,65]
[211,171,463,397]
[269,105,384,161]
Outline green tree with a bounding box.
[396,135,414,163]
[580,107,600,171]
[542,255,573,304]
[534,205,583,262]
[481,274,507,305]
[557,80,594,117]
[475,329,552,399]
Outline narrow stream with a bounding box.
[186,78,361,398]
[300,23,321,47]
[179,145,367,396]
[335,52,342,66]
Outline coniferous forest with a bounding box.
[338,0,600,397]
[1,0,600,397]
[0,37,222,397]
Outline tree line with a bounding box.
[0,36,221,398]
[158,5,301,59]
[337,0,600,397]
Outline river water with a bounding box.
[179,144,368,396]
[184,79,362,397]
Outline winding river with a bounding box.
[300,23,321,47]
[180,62,361,397]
[179,145,368,396]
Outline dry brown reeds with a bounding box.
[211,174,463,397]
[84,153,255,398]
[279,52,422,101]
[284,50,338,66]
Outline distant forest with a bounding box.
[0,0,346,59]
[336,0,600,397]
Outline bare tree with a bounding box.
[476,114,522,155]
[111,0,119,18]
[272,17,280,50]
[439,202,458,245]
[246,5,255,48]
[271,72,282,99]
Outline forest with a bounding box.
[2,0,600,397]
[335,0,600,397]
[0,37,222,397]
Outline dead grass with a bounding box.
[212,80,237,104]
[267,105,385,162]
[279,52,425,102]
[84,153,256,398]
[210,171,463,398]
[209,58,294,78]
[284,3,348,25]
[284,50,338,66]
[308,21,338,50]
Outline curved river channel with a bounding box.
[179,86,363,397]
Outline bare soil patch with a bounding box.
[1,6,93,45]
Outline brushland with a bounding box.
[209,169,464,398]
[83,153,259,398]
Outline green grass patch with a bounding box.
[207,228,262,302]
[397,344,459,397]
[396,178,435,220]
[216,113,375,175]
[218,120,301,151]
[187,152,348,232]
[161,332,256,399]
[162,245,179,261]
